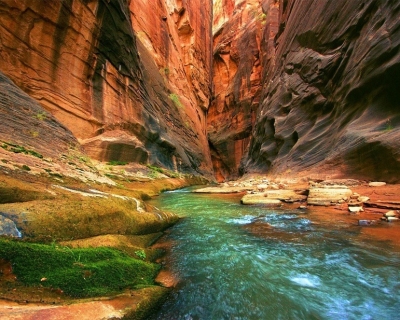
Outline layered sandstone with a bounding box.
[0,0,213,177]
[209,0,279,181]
[242,0,400,182]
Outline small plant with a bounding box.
[30,130,39,138]
[21,165,31,171]
[135,250,146,260]
[160,67,170,77]
[35,111,47,121]
[1,142,43,159]
[385,119,393,131]
[169,93,183,109]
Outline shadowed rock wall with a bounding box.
[210,0,279,181]
[241,0,400,182]
[0,0,213,177]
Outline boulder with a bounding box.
[307,187,353,206]
[241,194,281,205]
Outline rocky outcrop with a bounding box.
[0,0,213,177]
[209,0,279,181]
[0,71,79,159]
[242,0,400,182]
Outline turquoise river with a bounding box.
[149,188,400,320]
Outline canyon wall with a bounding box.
[242,0,400,182]
[210,0,279,181]
[212,0,400,182]
[0,0,213,177]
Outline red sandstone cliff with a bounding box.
[242,0,400,182]
[0,0,213,177]
[209,0,279,181]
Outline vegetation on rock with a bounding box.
[0,238,159,298]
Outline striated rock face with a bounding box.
[0,0,213,177]
[209,0,279,181]
[243,0,400,182]
[0,71,78,159]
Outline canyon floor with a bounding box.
[0,147,399,319]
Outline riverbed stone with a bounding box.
[0,215,21,237]
[358,196,370,203]
[384,211,398,217]
[241,194,282,205]
[348,206,363,213]
[358,220,378,226]
[307,187,353,206]
[369,182,387,187]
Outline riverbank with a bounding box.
[0,155,208,319]
[195,176,400,249]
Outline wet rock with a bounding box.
[0,215,21,237]
[358,220,377,226]
[387,217,400,222]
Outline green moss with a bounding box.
[1,142,43,159]
[169,93,183,109]
[0,239,160,298]
[107,161,129,166]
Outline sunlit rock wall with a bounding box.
[210,0,279,181]
[0,0,214,177]
[242,0,400,182]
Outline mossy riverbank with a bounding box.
[0,160,208,319]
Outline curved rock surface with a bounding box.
[0,0,213,177]
[210,0,279,181]
[242,0,400,182]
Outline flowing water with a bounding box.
[149,188,400,320]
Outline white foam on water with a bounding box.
[228,215,256,225]
[290,275,320,288]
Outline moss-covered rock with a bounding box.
[0,238,160,298]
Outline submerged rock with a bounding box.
[0,215,21,238]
